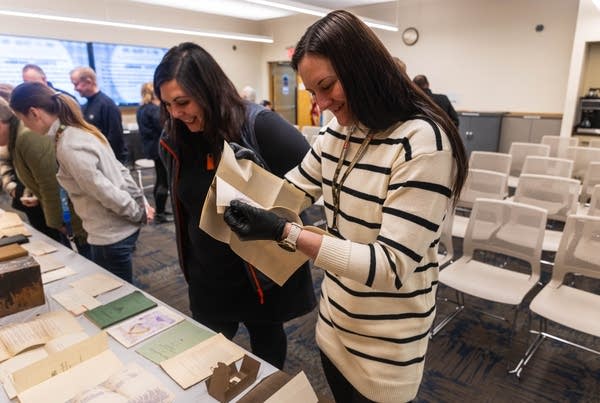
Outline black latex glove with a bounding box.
[224,199,287,241]
[229,142,264,168]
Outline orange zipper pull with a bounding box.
[206,153,215,170]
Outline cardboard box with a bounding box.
[0,255,45,318]
[206,354,260,403]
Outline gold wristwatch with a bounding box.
[277,222,302,252]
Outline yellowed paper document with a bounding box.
[34,254,65,273]
[17,349,122,403]
[21,240,57,256]
[160,332,246,389]
[42,266,75,284]
[0,310,82,362]
[0,332,88,399]
[52,288,101,315]
[69,273,123,296]
[264,371,319,403]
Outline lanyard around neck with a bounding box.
[331,125,374,230]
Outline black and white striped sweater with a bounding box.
[286,117,454,402]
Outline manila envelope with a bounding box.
[200,141,324,286]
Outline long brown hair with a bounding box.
[291,10,467,204]
[9,82,107,145]
[153,42,245,153]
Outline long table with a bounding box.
[0,224,278,402]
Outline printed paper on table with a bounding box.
[160,333,245,389]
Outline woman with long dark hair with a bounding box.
[224,10,468,402]
[154,42,316,369]
[10,82,151,283]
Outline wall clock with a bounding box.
[402,27,419,46]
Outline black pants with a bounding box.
[320,350,375,403]
[198,317,287,370]
[153,157,169,214]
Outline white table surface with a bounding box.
[0,225,277,402]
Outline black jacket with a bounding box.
[159,102,316,322]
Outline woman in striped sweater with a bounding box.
[225,10,468,402]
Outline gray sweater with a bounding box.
[47,119,144,245]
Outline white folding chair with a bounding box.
[513,174,581,223]
[300,125,322,146]
[513,174,581,253]
[469,151,511,176]
[432,199,547,345]
[566,146,600,180]
[453,169,508,238]
[510,214,600,378]
[508,142,550,178]
[541,135,578,158]
[469,151,511,195]
[521,156,573,178]
[589,139,600,148]
[579,161,600,204]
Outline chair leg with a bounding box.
[431,291,465,338]
[509,317,547,378]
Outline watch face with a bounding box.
[277,240,296,252]
[402,27,419,46]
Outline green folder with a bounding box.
[84,290,157,329]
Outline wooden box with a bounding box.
[0,256,45,318]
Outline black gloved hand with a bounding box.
[229,142,264,168]
[224,199,287,241]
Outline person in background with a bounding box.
[70,66,127,163]
[224,10,467,402]
[0,96,89,254]
[413,74,460,127]
[154,42,316,369]
[0,84,60,240]
[260,99,273,111]
[22,64,77,100]
[240,85,257,103]
[10,82,153,283]
[136,82,172,224]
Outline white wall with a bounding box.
[561,0,600,137]
[260,0,577,114]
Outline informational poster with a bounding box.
[0,34,89,104]
[91,43,167,105]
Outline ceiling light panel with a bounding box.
[129,0,294,20]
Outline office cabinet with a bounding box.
[498,115,562,153]
[458,112,504,158]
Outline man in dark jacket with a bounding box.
[413,74,459,127]
[70,66,127,163]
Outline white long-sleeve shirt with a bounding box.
[286,117,455,402]
[47,119,144,245]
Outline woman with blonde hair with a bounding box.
[10,82,153,283]
[136,82,171,224]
